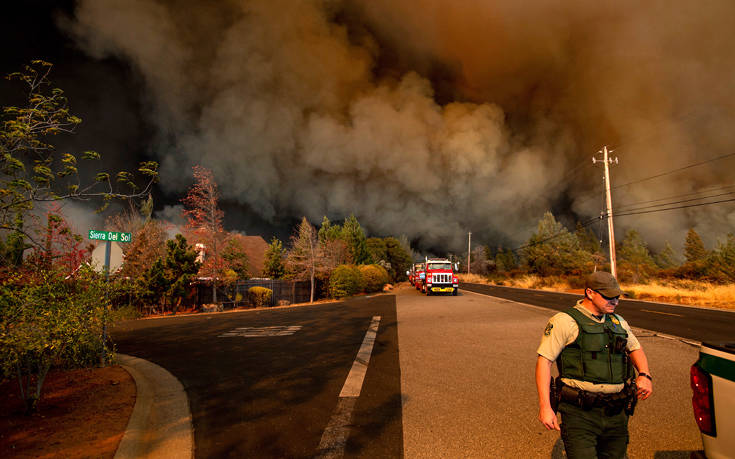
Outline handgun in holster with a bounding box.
[549,376,559,413]
[549,376,561,413]
[623,378,638,416]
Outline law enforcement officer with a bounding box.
[535,271,653,459]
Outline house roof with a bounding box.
[230,234,269,276]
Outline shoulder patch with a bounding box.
[611,316,620,325]
[544,322,554,336]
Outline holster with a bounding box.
[624,379,638,416]
[550,376,560,412]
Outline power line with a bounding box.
[615,197,735,218]
[571,151,735,209]
[614,184,735,211]
[615,190,735,214]
[611,152,735,191]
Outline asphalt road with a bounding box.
[112,295,402,459]
[461,283,735,343]
[397,285,702,458]
[111,285,708,459]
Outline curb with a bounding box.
[115,354,194,459]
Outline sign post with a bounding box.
[89,230,132,366]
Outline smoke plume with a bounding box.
[66,0,735,252]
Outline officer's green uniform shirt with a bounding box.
[537,300,641,394]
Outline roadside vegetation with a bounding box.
[0,61,158,413]
[460,212,735,309]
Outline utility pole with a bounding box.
[593,146,618,278]
[467,232,472,274]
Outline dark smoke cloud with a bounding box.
[66,0,735,252]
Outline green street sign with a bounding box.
[89,230,132,242]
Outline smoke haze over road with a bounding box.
[59,0,735,251]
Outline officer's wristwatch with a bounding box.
[638,372,653,381]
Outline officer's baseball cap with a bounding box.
[585,271,622,298]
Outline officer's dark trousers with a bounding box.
[559,402,629,459]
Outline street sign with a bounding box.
[89,230,132,242]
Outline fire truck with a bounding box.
[422,258,459,296]
[408,262,424,287]
[415,263,426,291]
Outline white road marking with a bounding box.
[218,325,302,337]
[640,309,683,317]
[316,316,381,458]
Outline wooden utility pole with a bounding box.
[593,146,618,278]
[467,232,472,274]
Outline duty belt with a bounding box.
[552,378,637,416]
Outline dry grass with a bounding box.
[622,281,735,310]
[457,273,490,284]
[457,274,735,310]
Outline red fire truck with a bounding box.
[422,258,459,296]
[408,262,425,287]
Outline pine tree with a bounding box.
[705,233,735,282]
[137,258,170,312]
[222,237,250,279]
[165,234,201,313]
[684,228,707,263]
[384,237,412,281]
[366,237,388,265]
[654,241,679,269]
[263,237,286,279]
[341,214,369,264]
[523,212,590,276]
[318,216,342,243]
[618,229,656,282]
[495,247,517,272]
[575,222,601,255]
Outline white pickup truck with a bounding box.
[690,342,735,459]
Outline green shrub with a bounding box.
[248,287,273,307]
[0,267,112,413]
[330,264,363,298]
[359,264,390,293]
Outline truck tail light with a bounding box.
[691,364,716,437]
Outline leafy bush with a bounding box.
[359,264,390,292]
[329,264,363,298]
[248,286,273,307]
[0,267,112,413]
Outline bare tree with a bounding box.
[182,165,225,303]
[288,217,320,303]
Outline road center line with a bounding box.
[640,309,683,317]
[316,316,381,458]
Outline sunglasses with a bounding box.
[593,289,620,301]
